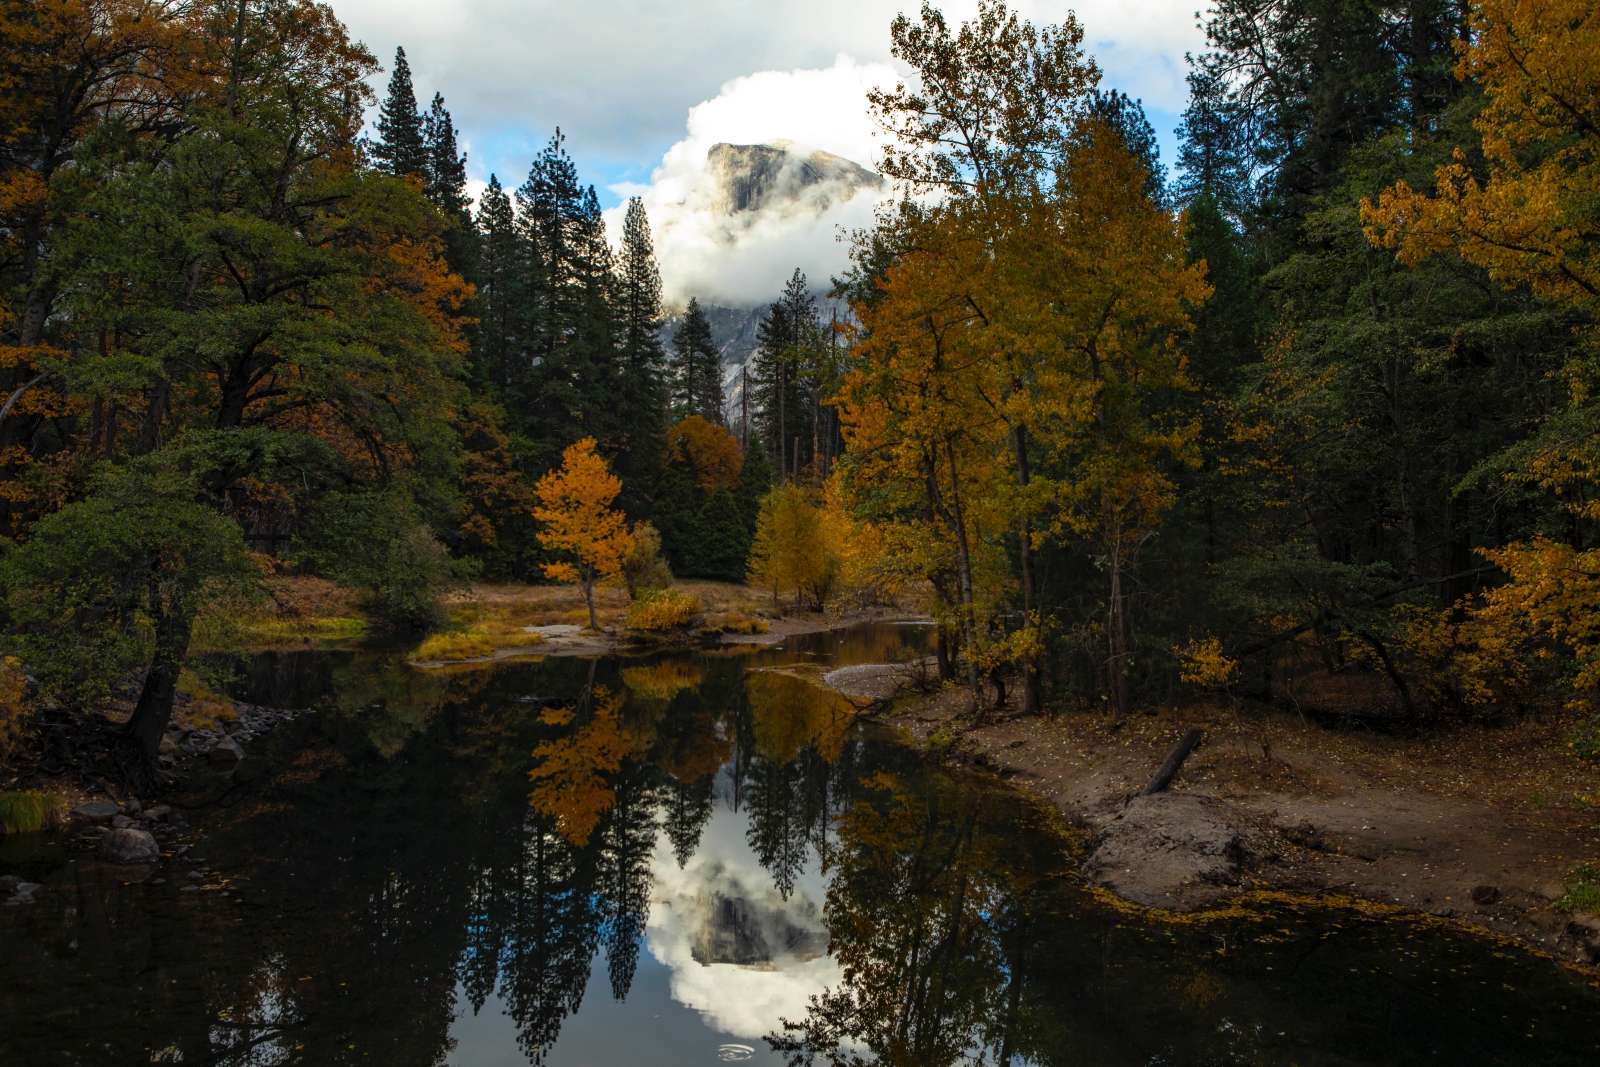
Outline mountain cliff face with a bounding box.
[704,141,883,218]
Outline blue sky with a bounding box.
[334,0,1207,208]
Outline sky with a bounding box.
[331,0,1208,305]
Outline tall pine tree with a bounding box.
[671,298,723,424]
[472,174,525,394]
[613,197,668,508]
[751,269,819,480]
[422,91,474,275]
[374,46,426,178]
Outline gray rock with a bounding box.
[124,798,142,814]
[159,736,180,756]
[143,805,171,823]
[111,814,134,829]
[78,825,110,840]
[98,828,160,864]
[5,881,41,906]
[72,800,121,822]
[0,874,19,892]
[210,737,245,765]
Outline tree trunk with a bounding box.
[1012,425,1039,714]
[583,576,599,630]
[1105,503,1131,718]
[124,603,196,760]
[944,440,981,699]
[1140,728,1204,795]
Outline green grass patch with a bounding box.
[0,790,66,834]
[244,615,369,642]
[1555,862,1600,914]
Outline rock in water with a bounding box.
[210,737,245,766]
[99,828,160,864]
[72,799,121,822]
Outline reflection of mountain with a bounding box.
[647,804,840,1039]
[705,141,883,218]
[688,881,829,967]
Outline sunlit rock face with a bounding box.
[705,141,884,218]
[646,803,840,1040]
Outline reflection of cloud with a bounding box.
[603,55,896,307]
[646,805,839,1040]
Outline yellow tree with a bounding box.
[746,485,838,610]
[1362,0,1600,705]
[533,438,635,630]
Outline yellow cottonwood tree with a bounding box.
[533,438,635,630]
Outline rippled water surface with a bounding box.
[2,623,1597,1066]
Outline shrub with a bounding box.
[625,589,703,631]
[703,612,769,635]
[0,791,65,834]
[1567,716,1600,769]
[1556,863,1600,914]
[622,521,674,598]
[414,623,543,662]
[0,656,28,764]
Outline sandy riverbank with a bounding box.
[825,662,1600,968]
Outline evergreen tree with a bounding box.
[1173,66,1256,217]
[614,197,668,508]
[422,92,474,275]
[752,269,819,478]
[651,459,705,576]
[1088,89,1165,204]
[515,131,621,458]
[471,174,524,393]
[671,298,723,423]
[734,432,773,536]
[698,486,751,581]
[374,46,426,179]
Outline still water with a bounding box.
[2,623,1597,1066]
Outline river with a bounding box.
[2,623,1596,1066]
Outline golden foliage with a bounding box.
[533,438,635,627]
[624,588,704,631]
[1362,0,1600,315]
[527,687,631,846]
[1175,637,1241,689]
[666,415,743,493]
[456,402,535,553]
[621,662,703,703]
[0,656,29,763]
[621,521,674,599]
[746,670,856,764]
[746,486,839,609]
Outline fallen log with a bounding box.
[1140,728,1204,796]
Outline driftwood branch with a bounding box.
[1140,728,1204,796]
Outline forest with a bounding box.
[2,0,1600,783]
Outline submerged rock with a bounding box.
[99,828,160,864]
[72,800,121,822]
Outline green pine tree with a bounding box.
[614,197,668,512]
[471,174,524,393]
[652,460,706,576]
[374,47,426,178]
[698,486,750,581]
[671,298,723,424]
[422,92,474,275]
[734,433,773,536]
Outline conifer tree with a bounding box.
[374,46,426,178]
[472,174,523,393]
[752,269,819,478]
[698,486,751,580]
[734,432,773,536]
[651,459,705,577]
[614,197,668,502]
[671,298,724,423]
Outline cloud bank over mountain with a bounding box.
[602,55,896,308]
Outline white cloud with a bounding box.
[604,55,896,308]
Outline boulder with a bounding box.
[159,736,179,756]
[4,881,41,906]
[210,737,245,766]
[98,828,160,864]
[72,799,121,822]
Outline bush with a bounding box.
[0,791,65,834]
[0,656,28,764]
[622,522,673,599]
[625,589,703,631]
[703,612,769,635]
[1567,716,1600,769]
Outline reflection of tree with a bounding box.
[662,771,715,866]
[772,770,1058,1067]
[595,762,658,1000]
[527,687,631,846]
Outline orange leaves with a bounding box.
[533,439,634,616]
[527,687,632,846]
[665,415,742,493]
[1361,0,1600,312]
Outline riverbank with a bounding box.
[841,665,1600,968]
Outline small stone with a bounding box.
[188,871,203,880]
[111,815,134,829]
[180,885,199,893]
[210,737,245,766]
[150,878,166,885]
[98,828,160,864]
[72,800,121,822]
[144,805,171,823]
[78,825,110,840]
[123,798,142,815]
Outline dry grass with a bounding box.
[235,575,369,646]
[625,589,704,631]
[415,623,544,662]
[0,790,65,834]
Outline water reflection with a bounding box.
[1,626,1597,1067]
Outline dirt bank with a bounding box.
[848,669,1600,967]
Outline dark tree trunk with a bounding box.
[124,603,195,760]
